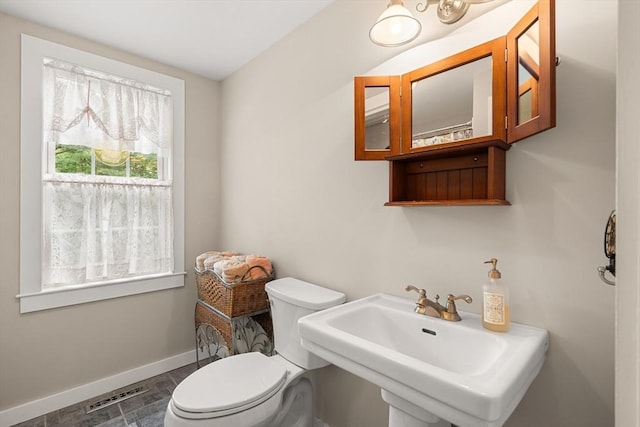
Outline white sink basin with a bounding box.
[298,293,548,427]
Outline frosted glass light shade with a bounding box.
[369,1,422,47]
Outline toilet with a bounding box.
[164,277,346,427]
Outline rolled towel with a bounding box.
[214,259,250,283]
[245,255,273,280]
[206,254,245,270]
[228,255,247,263]
[220,251,239,257]
[196,251,218,271]
[198,251,240,270]
[203,254,225,270]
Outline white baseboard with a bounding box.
[0,350,196,427]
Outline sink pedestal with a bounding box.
[383,390,451,427]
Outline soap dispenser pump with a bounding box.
[482,258,510,332]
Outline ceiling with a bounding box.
[0,0,334,80]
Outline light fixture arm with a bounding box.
[416,0,499,23]
[416,0,440,13]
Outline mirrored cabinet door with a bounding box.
[507,0,556,143]
[401,38,507,155]
[354,76,400,160]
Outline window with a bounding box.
[19,35,185,313]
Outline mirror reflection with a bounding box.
[517,20,540,125]
[411,56,493,149]
[364,87,391,150]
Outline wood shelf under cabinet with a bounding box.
[385,141,510,206]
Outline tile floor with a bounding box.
[13,362,200,427]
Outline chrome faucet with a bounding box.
[405,285,472,322]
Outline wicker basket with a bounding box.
[194,300,274,366]
[195,301,234,352]
[195,265,274,317]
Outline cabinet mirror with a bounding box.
[516,20,539,125]
[354,76,400,160]
[401,38,506,154]
[365,87,390,150]
[410,56,491,149]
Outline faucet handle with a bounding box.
[448,294,472,305]
[442,294,473,322]
[405,285,426,298]
[405,285,441,304]
[405,285,430,313]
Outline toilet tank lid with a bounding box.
[266,277,346,310]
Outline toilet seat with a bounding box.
[171,352,288,420]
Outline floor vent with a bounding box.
[86,386,149,414]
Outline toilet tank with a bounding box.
[265,277,345,370]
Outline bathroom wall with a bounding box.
[219,1,616,426]
[0,12,220,412]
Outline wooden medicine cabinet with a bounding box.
[354,0,556,206]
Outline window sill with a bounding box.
[17,272,186,313]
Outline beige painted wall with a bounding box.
[0,12,220,411]
[219,1,616,426]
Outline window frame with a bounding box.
[18,34,186,313]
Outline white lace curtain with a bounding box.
[42,177,174,288]
[41,60,174,289]
[43,58,173,156]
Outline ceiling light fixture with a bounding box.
[370,0,498,47]
[369,0,422,47]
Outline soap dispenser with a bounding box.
[482,258,510,332]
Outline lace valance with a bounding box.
[43,58,173,155]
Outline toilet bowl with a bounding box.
[165,277,346,427]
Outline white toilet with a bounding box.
[164,277,346,427]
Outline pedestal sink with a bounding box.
[298,293,548,427]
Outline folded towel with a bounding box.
[214,259,250,283]
[246,255,273,280]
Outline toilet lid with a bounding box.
[172,352,287,415]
